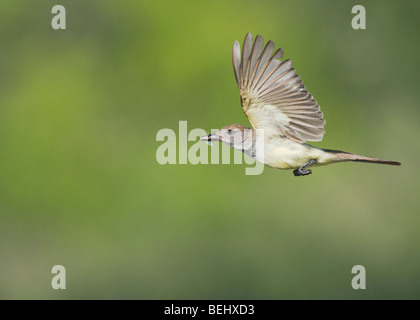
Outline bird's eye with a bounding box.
[228,129,233,134]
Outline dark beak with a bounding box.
[200,133,219,145]
[200,133,216,141]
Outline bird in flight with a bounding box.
[201,33,401,176]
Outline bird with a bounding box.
[200,32,401,176]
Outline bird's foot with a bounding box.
[293,159,316,177]
[293,168,312,176]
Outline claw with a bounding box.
[293,169,312,176]
[293,159,316,177]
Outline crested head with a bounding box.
[201,124,250,144]
[212,124,254,150]
[200,123,261,159]
[217,124,251,144]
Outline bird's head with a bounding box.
[200,124,251,149]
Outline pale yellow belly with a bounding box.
[256,139,336,169]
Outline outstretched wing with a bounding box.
[232,32,325,143]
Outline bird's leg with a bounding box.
[293,159,317,177]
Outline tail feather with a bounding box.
[323,149,401,166]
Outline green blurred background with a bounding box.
[0,0,419,299]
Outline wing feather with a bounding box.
[240,32,253,88]
[232,41,241,88]
[250,43,276,90]
[245,35,263,88]
[233,33,326,143]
